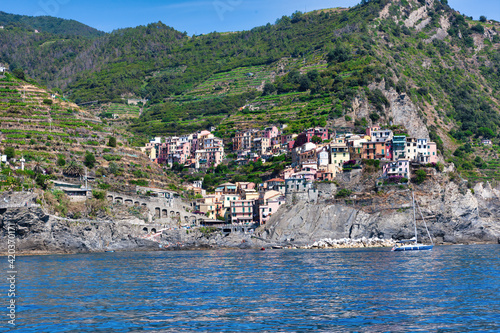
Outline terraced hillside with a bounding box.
[0,75,175,192]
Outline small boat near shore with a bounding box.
[392,191,434,252]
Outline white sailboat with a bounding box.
[392,191,434,252]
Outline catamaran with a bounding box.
[392,191,434,252]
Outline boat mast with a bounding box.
[416,200,434,245]
[412,191,417,244]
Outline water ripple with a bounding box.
[1,245,499,332]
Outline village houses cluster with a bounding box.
[141,129,225,169]
[141,125,437,226]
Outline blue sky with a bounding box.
[1,0,499,34]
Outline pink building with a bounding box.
[304,128,329,142]
[258,195,285,225]
[230,200,255,224]
[262,126,279,139]
[366,125,381,138]
[428,142,437,164]
[383,160,410,179]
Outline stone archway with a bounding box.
[134,201,140,207]
[142,227,148,234]
[107,195,113,201]
[151,228,157,234]
[162,209,168,218]
[155,208,161,218]
[115,197,123,204]
[124,199,133,206]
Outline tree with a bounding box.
[12,68,25,80]
[108,136,117,147]
[478,127,495,139]
[369,113,380,122]
[35,174,49,190]
[311,135,322,144]
[480,15,487,22]
[3,147,15,160]
[64,161,84,178]
[108,162,118,175]
[327,43,352,64]
[262,82,276,96]
[84,152,96,169]
[33,156,44,174]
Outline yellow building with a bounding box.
[329,143,350,167]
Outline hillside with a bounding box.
[0,73,175,195]
[0,0,500,182]
[0,11,104,38]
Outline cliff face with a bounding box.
[0,207,160,254]
[258,178,500,246]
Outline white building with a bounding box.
[416,138,430,163]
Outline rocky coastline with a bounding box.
[1,174,500,255]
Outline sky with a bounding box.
[1,0,499,34]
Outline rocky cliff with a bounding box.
[2,171,500,255]
[257,175,500,247]
[0,207,160,255]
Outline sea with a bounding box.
[1,245,499,332]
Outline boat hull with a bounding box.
[392,245,433,252]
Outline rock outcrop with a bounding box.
[0,207,160,254]
[258,178,500,247]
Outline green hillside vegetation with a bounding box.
[1,0,500,182]
[0,11,104,38]
[0,74,176,193]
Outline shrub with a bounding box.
[108,137,117,147]
[336,189,352,198]
[98,183,111,190]
[43,99,53,105]
[92,190,106,200]
[414,169,427,184]
[130,179,148,186]
[84,152,96,169]
[57,155,66,167]
[3,147,15,159]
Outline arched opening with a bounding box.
[125,199,133,206]
[155,208,161,218]
[107,195,113,201]
[170,211,175,217]
[115,197,123,204]
[151,228,157,234]
[141,203,147,208]
[134,201,140,207]
[162,209,168,218]
[142,227,148,234]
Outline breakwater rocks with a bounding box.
[304,237,396,249]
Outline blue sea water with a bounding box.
[1,245,499,332]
